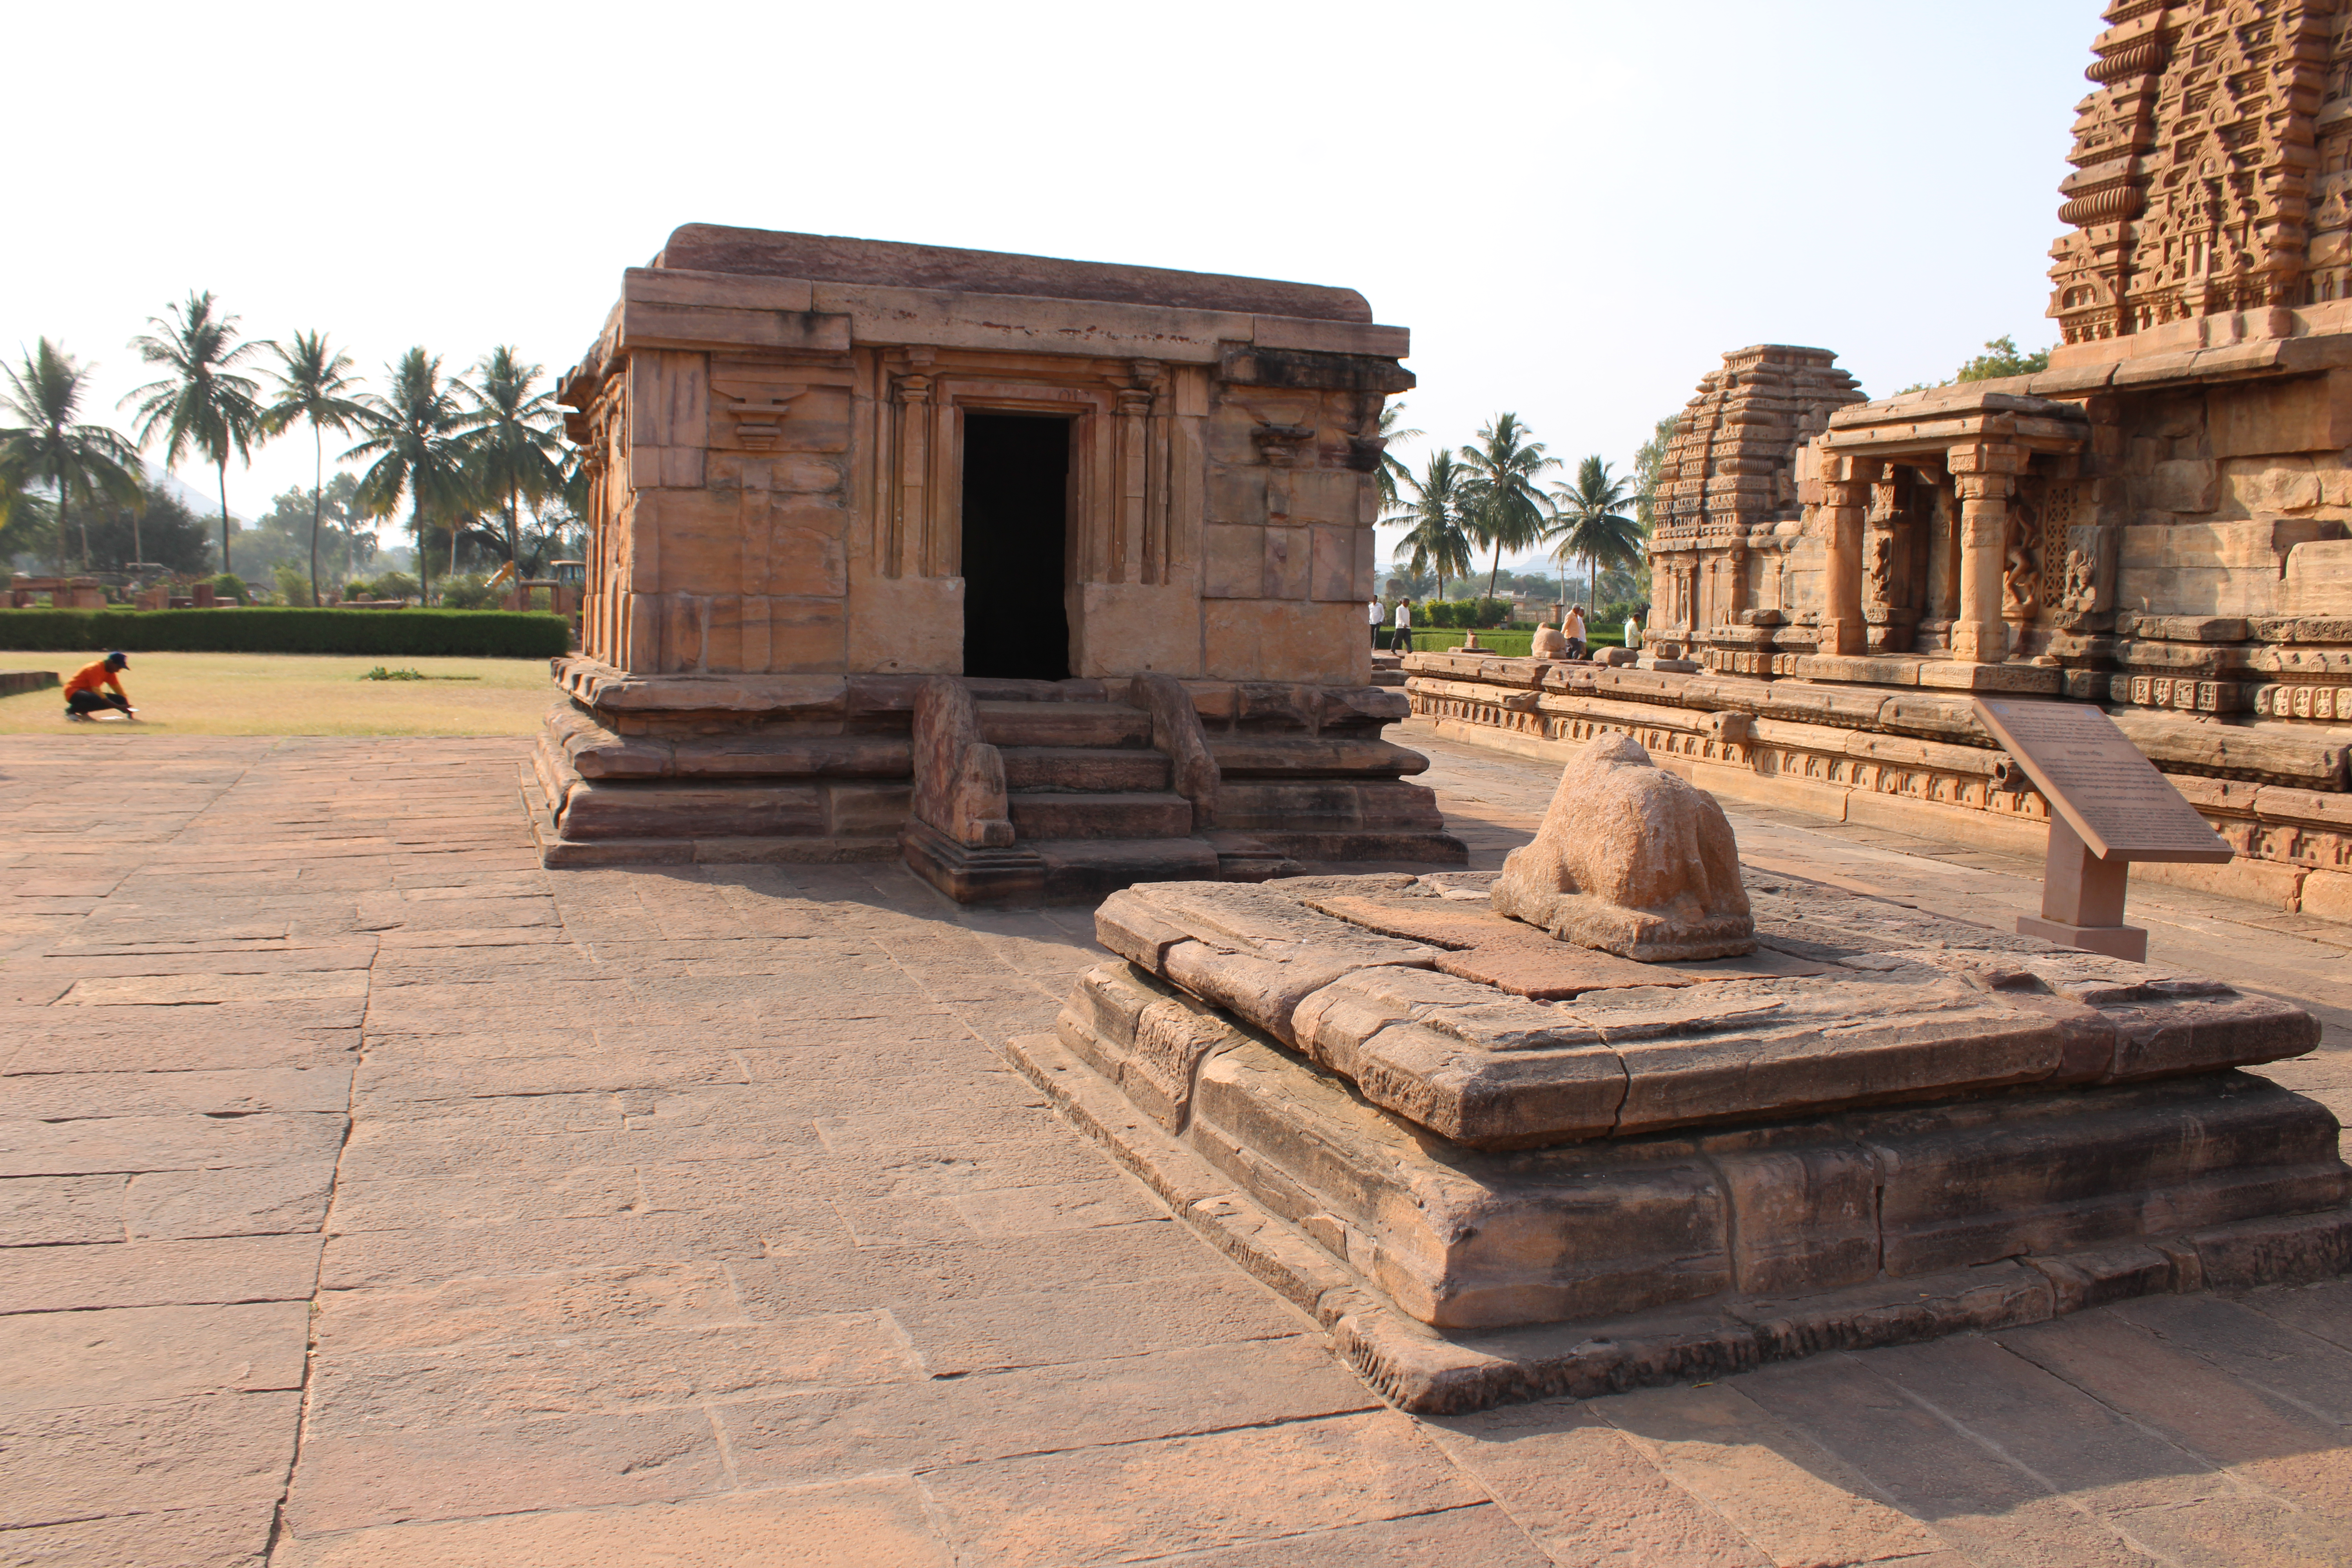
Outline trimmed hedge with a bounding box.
[1393,628,1627,656]
[0,608,571,659]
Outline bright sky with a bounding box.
[7,0,2106,563]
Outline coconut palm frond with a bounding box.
[1547,454,1646,613]
[264,331,368,604]
[1373,399,1424,512]
[346,348,475,603]
[122,292,267,574]
[1386,448,1474,599]
[3,339,147,571]
[1457,411,1558,605]
[460,346,567,568]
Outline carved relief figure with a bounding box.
[2060,523,2105,614]
[1864,529,1896,604]
[2004,499,2040,618]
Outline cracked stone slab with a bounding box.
[1303,892,1823,999]
[1092,873,2321,1146]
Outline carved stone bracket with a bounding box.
[722,388,808,450]
[1251,423,1318,466]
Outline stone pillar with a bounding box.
[1113,382,1152,585]
[892,368,933,581]
[1817,455,1872,656]
[1133,359,1168,586]
[1949,441,2023,664]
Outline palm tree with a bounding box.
[1457,412,1557,609]
[461,347,566,573]
[1548,455,1645,613]
[1386,449,1474,602]
[261,332,367,606]
[346,348,475,604]
[0,485,55,570]
[2,340,147,572]
[123,292,266,576]
[1632,414,1679,528]
[0,448,23,556]
[1372,400,1423,513]
[512,453,592,576]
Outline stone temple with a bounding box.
[1001,0,2352,1413]
[1416,0,2352,923]
[534,225,1459,897]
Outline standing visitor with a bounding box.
[1393,598,1413,653]
[1625,615,1641,651]
[1563,603,1588,660]
[1368,597,1384,650]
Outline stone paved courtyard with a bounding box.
[4,721,2350,1567]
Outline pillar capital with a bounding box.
[1818,452,1887,484]
[1947,442,2026,476]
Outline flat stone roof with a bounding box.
[655,222,1376,323]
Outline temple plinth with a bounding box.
[535,226,1464,892]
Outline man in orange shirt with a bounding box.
[64,652,134,721]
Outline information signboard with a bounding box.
[1972,699,2230,864]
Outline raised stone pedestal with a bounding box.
[1006,871,2345,1412]
[529,658,1466,893]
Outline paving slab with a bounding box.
[0,731,2346,1566]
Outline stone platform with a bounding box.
[0,670,60,699]
[1008,871,2349,1411]
[534,661,1466,900]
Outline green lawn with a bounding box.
[1391,628,1627,656]
[0,651,555,736]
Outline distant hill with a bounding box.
[144,463,249,527]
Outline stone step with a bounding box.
[1008,791,1194,840]
[1032,835,1222,902]
[976,701,1151,749]
[1000,747,1172,792]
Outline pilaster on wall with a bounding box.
[886,348,936,582]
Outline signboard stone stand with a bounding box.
[1973,699,2235,963]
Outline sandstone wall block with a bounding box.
[2145,459,2218,513]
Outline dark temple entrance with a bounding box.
[960,413,1071,681]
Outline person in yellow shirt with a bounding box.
[64,653,134,721]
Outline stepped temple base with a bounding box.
[1403,650,2352,916]
[1005,871,2348,1412]
[528,658,1466,893]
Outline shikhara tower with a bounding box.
[2050,0,2352,345]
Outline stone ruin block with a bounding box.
[1009,855,2344,1411]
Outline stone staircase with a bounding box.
[901,679,1300,904]
[983,697,1223,898]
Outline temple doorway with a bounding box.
[960,413,1071,680]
